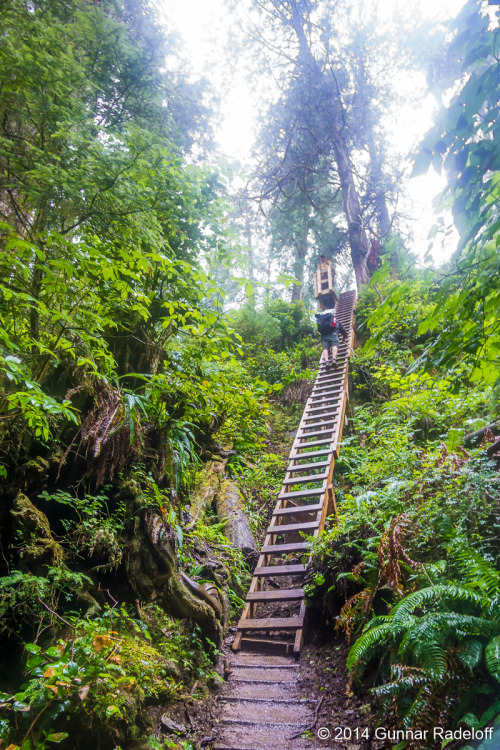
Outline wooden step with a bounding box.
[253,564,307,576]
[316,374,344,384]
[260,542,309,554]
[290,447,333,459]
[237,616,304,630]
[303,409,337,419]
[302,417,336,427]
[310,387,343,397]
[286,459,330,472]
[294,437,336,448]
[283,471,328,485]
[311,382,343,392]
[245,588,304,602]
[278,487,324,500]
[312,381,343,390]
[237,637,294,655]
[305,402,339,413]
[267,520,319,534]
[297,427,335,439]
[273,503,323,516]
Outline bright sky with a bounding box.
[162,0,468,266]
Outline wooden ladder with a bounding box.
[233,289,357,655]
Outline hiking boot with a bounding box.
[331,357,338,368]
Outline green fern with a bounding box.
[346,621,405,671]
[391,584,487,620]
[485,635,500,682]
[457,638,484,670]
[451,543,500,598]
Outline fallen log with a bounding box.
[216,478,258,556]
[463,421,500,445]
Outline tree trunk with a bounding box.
[332,126,370,289]
[244,214,256,310]
[291,227,309,302]
[288,2,370,290]
[125,508,225,646]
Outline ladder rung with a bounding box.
[305,403,339,413]
[311,385,343,396]
[278,488,324,500]
[261,542,309,554]
[254,564,307,576]
[297,428,335,439]
[267,520,320,534]
[245,589,304,602]
[237,616,305,630]
[294,438,336,449]
[302,417,337,426]
[282,472,328,484]
[273,503,323,516]
[286,459,330,472]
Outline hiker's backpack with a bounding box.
[315,311,337,335]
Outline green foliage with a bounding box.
[39,490,127,570]
[0,569,93,634]
[233,298,316,354]
[0,605,216,749]
[409,1,500,386]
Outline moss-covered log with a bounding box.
[188,458,228,527]
[216,479,257,556]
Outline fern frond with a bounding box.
[391,584,486,620]
[457,638,484,670]
[452,545,500,597]
[485,635,500,682]
[373,666,434,700]
[347,621,407,671]
[414,641,447,678]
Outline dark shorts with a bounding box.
[321,332,339,350]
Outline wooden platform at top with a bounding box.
[233,289,357,656]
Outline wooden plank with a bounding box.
[293,438,336,449]
[278,487,324,500]
[312,383,344,393]
[289,449,333,460]
[305,402,340,413]
[267,520,320,534]
[282,472,328,484]
[237,617,304,631]
[297,427,335,439]
[245,589,304,602]
[310,387,343,398]
[316,374,345,385]
[293,602,307,653]
[253,564,307,576]
[286,459,330,472]
[310,383,344,394]
[301,417,337,427]
[273,503,323,516]
[260,542,309,554]
[316,371,345,380]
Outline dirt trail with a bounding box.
[206,633,375,750]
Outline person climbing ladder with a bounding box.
[315,307,347,368]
